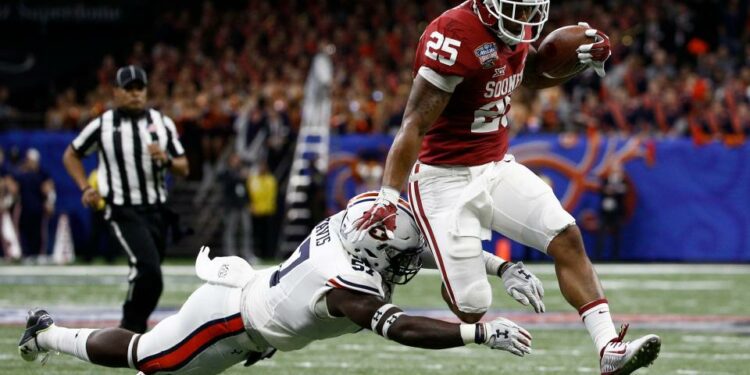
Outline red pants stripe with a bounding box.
[137,313,245,374]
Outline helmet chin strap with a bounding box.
[472,0,521,46]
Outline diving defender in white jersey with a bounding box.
[18,192,540,374]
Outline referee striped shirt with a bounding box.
[71,108,185,206]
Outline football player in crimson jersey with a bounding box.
[347,0,660,374]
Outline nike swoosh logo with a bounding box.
[607,349,627,355]
[598,310,609,314]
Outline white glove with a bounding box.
[481,317,533,357]
[576,22,612,78]
[502,262,545,313]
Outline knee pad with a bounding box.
[454,279,492,314]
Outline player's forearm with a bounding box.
[335,292,471,350]
[382,76,451,191]
[388,315,467,349]
[62,146,90,191]
[169,156,189,177]
[382,125,423,191]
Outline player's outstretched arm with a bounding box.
[346,76,452,240]
[327,288,532,355]
[382,75,452,191]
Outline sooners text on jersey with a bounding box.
[413,0,529,166]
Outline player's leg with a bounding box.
[490,159,659,372]
[545,226,604,310]
[488,161,610,306]
[489,161,614,331]
[85,328,135,366]
[108,208,163,333]
[408,170,491,323]
[20,283,257,373]
[18,308,134,368]
[548,227,660,373]
[134,283,261,374]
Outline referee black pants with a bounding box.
[107,205,167,333]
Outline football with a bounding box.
[536,25,591,79]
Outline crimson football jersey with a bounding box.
[413,1,529,166]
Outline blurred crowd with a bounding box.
[516,0,750,147]
[2,0,748,150]
[218,153,278,262]
[0,146,57,263]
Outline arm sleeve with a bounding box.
[414,17,479,86]
[161,114,186,157]
[482,251,506,276]
[70,117,102,156]
[418,66,464,93]
[326,272,385,299]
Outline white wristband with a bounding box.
[380,186,400,205]
[482,252,505,276]
[381,312,404,340]
[371,303,397,332]
[460,324,477,345]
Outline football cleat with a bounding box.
[18,308,54,363]
[600,324,661,375]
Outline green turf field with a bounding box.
[2,263,749,374]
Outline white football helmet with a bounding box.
[339,192,425,284]
[473,0,550,45]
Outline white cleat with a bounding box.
[600,324,661,375]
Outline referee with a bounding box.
[62,65,189,333]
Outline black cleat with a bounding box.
[18,308,54,363]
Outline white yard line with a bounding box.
[600,280,732,290]
[2,306,748,333]
[1,263,749,277]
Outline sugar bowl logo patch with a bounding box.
[474,43,498,68]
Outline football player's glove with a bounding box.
[501,262,545,313]
[576,22,611,78]
[345,187,400,242]
[481,317,533,357]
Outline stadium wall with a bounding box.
[327,134,750,263]
[2,131,748,262]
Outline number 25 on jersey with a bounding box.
[425,31,461,67]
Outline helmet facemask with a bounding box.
[475,0,550,45]
[379,241,423,285]
[350,231,424,285]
